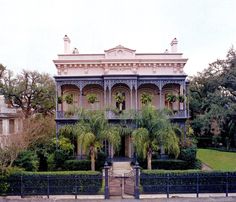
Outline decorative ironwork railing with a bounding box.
[140,171,236,198]
[56,109,189,120]
[1,173,103,198]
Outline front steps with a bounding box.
[112,161,132,176]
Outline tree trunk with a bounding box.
[91,146,95,171]
[147,148,152,170]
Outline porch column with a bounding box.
[130,87,133,110]
[135,87,138,110]
[183,82,187,116]
[79,90,83,108]
[56,84,62,111]
[159,87,162,109]
[180,84,184,110]
[108,87,112,106]
[104,86,107,107]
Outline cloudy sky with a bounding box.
[1,0,236,76]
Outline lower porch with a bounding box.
[76,135,134,160]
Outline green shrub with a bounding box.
[64,160,91,171]
[152,159,189,170]
[178,146,197,168]
[0,174,9,195]
[13,150,39,171]
[193,159,202,169]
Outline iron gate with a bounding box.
[124,170,135,196]
[108,173,122,196]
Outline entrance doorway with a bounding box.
[116,136,126,157]
[114,135,132,158]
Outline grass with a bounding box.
[197,148,236,171]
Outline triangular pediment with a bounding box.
[104,45,136,59]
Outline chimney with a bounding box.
[170,38,178,53]
[63,35,71,54]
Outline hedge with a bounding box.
[64,160,91,171]
[178,146,197,169]
[0,171,102,196]
[152,159,189,170]
[140,170,236,194]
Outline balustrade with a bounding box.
[56,109,188,120]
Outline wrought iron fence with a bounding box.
[140,172,236,198]
[1,174,103,198]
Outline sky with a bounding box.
[0,0,236,76]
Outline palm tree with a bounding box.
[132,105,180,170]
[74,110,120,170]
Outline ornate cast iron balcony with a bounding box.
[56,109,189,120]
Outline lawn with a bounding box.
[197,148,236,171]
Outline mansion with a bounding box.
[54,35,189,158]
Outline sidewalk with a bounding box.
[1,194,236,202]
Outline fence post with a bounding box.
[196,173,199,198]
[75,175,78,199]
[47,175,50,199]
[134,161,140,199]
[226,172,229,197]
[167,173,169,198]
[20,175,23,198]
[104,161,109,199]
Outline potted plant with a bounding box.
[114,92,125,112]
[141,92,152,106]
[178,95,185,110]
[166,93,176,109]
[86,93,98,109]
[166,93,177,103]
[64,94,73,104]
[86,93,98,104]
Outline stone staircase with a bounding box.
[112,161,132,176]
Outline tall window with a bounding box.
[0,120,2,134]
[9,119,15,134]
